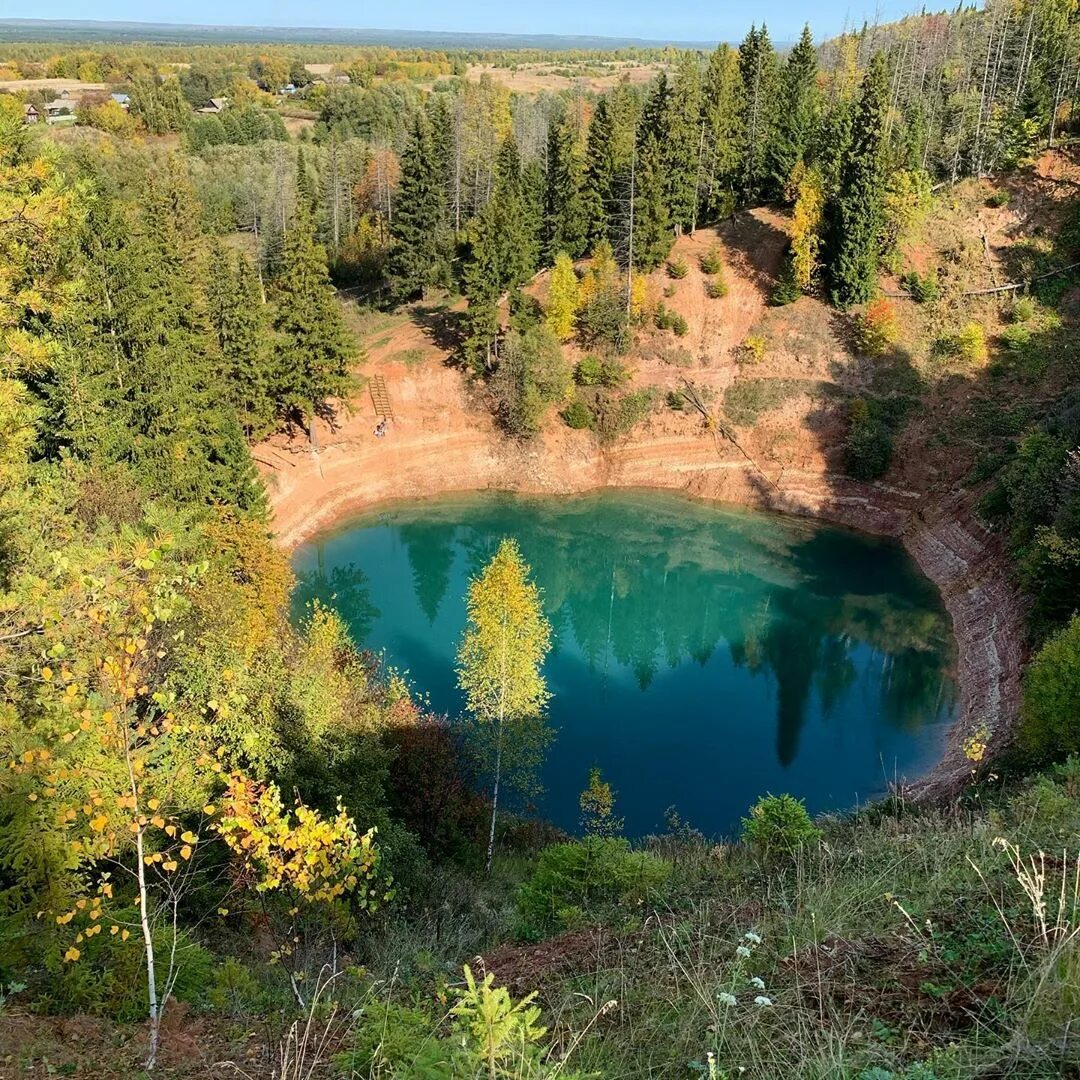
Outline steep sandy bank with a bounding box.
[261,419,1025,803]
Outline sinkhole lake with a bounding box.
[292,491,958,839]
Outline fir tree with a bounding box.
[272,199,356,446]
[388,113,451,300]
[826,52,890,308]
[543,112,587,262]
[521,159,545,277]
[767,25,819,199]
[581,98,617,248]
[206,242,280,440]
[666,53,704,233]
[461,182,534,370]
[632,133,673,272]
[737,25,780,204]
[701,44,745,219]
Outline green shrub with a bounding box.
[43,914,214,1021]
[662,283,677,298]
[699,245,725,275]
[207,957,278,1017]
[844,398,894,480]
[986,188,1011,208]
[335,1001,443,1077]
[666,257,689,279]
[899,268,941,303]
[741,794,820,859]
[1020,615,1080,761]
[1009,296,1036,323]
[575,355,625,388]
[770,258,800,305]
[516,838,671,936]
[999,324,1032,353]
[705,278,727,299]
[670,313,689,337]
[596,389,654,441]
[665,389,685,410]
[575,354,603,385]
[561,398,594,430]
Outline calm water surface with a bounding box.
[292,491,957,838]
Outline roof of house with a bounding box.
[111,92,129,104]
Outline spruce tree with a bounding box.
[701,44,745,219]
[767,25,820,199]
[206,242,280,440]
[737,25,780,204]
[461,177,533,370]
[521,159,545,277]
[389,113,450,300]
[826,52,890,308]
[631,132,673,271]
[581,99,616,248]
[426,93,455,232]
[666,53,704,233]
[272,199,356,446]
[54,168,264,511]
[543,112,587,262]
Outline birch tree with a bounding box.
[456,539,552,875]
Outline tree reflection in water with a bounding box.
[293,491,958,835]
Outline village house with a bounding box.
[197,96,228,114]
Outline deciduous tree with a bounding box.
[456,539,552,874]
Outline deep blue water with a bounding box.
[292,491,957,839]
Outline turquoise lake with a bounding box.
[291,490,958,839]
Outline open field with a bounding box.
[0,76,108,94]
[464,60,663,92]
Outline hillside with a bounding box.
[259,153,1078,806]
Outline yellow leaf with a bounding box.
[89,815,108,832]
[162,860,177,872]
[202,805,215,816]
[21,751,33,764]
[180,845,192,860]
[151,815,165,829]
[147,798,160,811]
[217,907,229,916]
[110,925,119,935]
[42,666,53,681]
[64,947,80,962]
[121,929,130,941]
[180,831,197,845]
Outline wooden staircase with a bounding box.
[369,374,394,421]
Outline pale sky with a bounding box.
[2,0,922,46]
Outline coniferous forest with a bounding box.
[2,4,1080,1076]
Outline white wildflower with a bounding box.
[735,945,752,959]
[716,991,737,1007]
[748,976,766,990]
[743,931,762,945]
[754,995,773,1007]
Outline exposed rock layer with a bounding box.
[262,425,1025,802]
